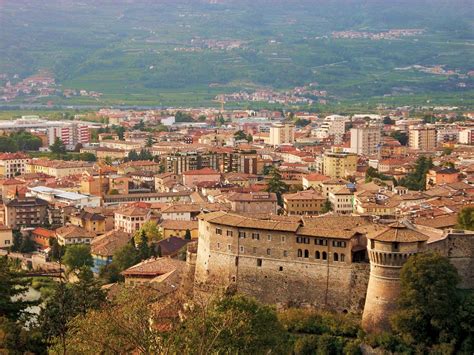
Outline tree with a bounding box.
[111,243,139,272]
[391,253,461,347]
[71,267,106,316]
[49,137,67,157]
[0,256,37,320]
[234,130,248,141]
[145,135,154,147]
[457,207,474,231]
[112,125,125,140]
[19,234,36,253]
[321,199,333,213]
[383,116,394,125]
[266,167,289,206]
[127,149,139,161]
[11,229,22,252]
[173,294,290,354]
[62,245,93,273]
[49,238,65,262]
[136,229,151,261]
[0,136,18,152]
[184,229,192,240]
[175,111,193,123]
[134,220,162,244]
[399,156,433,191]
[98,263,122,283]
[390,131,408,146]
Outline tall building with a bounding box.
[350,126,381,155]
[362,221,428,333]
[408,126,436,151]
[269,123,295,146]
[5,197,49,229]
[48,122,90,147]
[323,148,358,178]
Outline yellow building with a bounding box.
[70,210,107,236]
[323,149,358,178]
[0,226,12,249]
[27,159,95,178]
[283,190,326,216]
[160,220,198,239]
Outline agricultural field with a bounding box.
[0,0,473,109]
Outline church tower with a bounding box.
[362,221,428,333]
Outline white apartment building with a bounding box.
[114,207,151,234]
[269,123,295,146]
[459,128,474,145]
[350,126,381,155]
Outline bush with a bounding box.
[294,335,319,355]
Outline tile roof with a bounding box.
[55,225,96,239]
[122,257,185,277]
[91,230,131,256]
[368,221,430,243]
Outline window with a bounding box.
[322,252,327,260]
[238,231,246,238]
[340,254,345,262]
[267,235,272,241]
[315,251,320,259]
[235,257,239,266]
[283,250,288,257]
[304,249,309,258]
[257,258,262,267]
[393,242,399,251]
[332,241,347,248]
[253,247,257,254]
[298,249,303,257]
[227,244,231,251]
[281,236,286,242]
[266,248,271,256]
[217,242,220,249]
[239,246,244,253]
[334,253,339,262]
[296,236,302,243]
[215,228,222,235]
[226,230,233,237]
[279,266,283,271]
[252,233,260,240]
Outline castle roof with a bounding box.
[368,220,429,243]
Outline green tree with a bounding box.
[49,137,66,157]
[321,199,333,213]
[0,256,37,320]
[399,156,433,191]
[390,131,408,146]
[111,243,139,272]
[11,229,22,252]
[49,238,65,262]
[98,263,122,283]
[145,135,154,147]
[127,149,139,161]
[0,136,18,152]
[184,229,192,240]
[62,245,93,274]
[234,130,248,141]
[136,229,151,261]
[391,253,461,347]
[174,294,290,354]
[19,234,36,253]
[266,167,289,206]
[71,267,106,315]
[457,207,474,231]
[134,220,162,244]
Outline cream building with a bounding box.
[114,207,151,234]
[350,126,381,155]
[0,153,31,178]
[408,126,437,151]
[323,149,358,178]
[0,226,12,249]
[269,123,295,146]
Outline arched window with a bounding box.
[334,253,339,262]
[297,249,302,257]
[340,254,345,262]
[322,252,327,260]
[304,249,309,258]
[315,251,320,259]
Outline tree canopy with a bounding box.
[457,207,474,231]
[62,245,93,273]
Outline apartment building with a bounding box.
[5,197,49,229]
[0,153,31,178]
[269,123,295,146]
[409,126,437,151]
[283,190,326,216]
[350,126,381,155]
[323,149,358,178]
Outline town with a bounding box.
[0,105,473,351]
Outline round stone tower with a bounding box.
[362,221,428,333]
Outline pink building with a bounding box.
[182,168,221,187]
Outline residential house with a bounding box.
[90,230,131,273]
[5,197,49,229]
[56,225,96,246]
[114,206,151,234]
[283,190,326,216]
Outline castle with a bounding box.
[193,211,474,333]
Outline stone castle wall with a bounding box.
[194,219,370,313]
